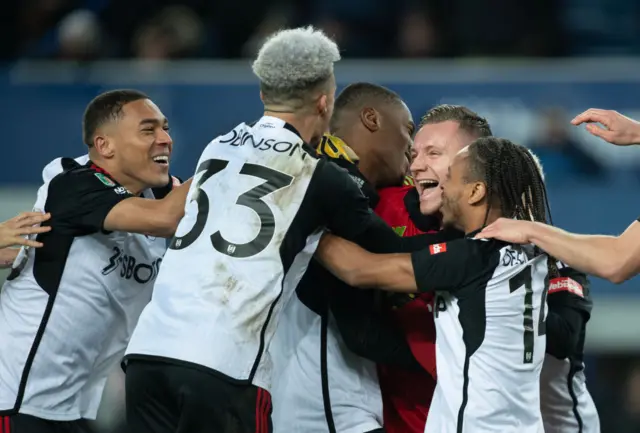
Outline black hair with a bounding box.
[330,82,403,132]
[466,137,558,276]
[82,89,149,147]
[420,104,492,138]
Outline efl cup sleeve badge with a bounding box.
[95,173,116,187]
[429,243,447,255]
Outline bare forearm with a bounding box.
[104,179,191,238]
[349,253,417,293]
[315,234,418,292]
[529,222,629,282]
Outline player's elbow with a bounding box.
[601,259,634,284]
[150,207,184,238]
[604,268,631,284]
[599,237,639,283]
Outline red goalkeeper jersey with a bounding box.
[374,180,438,433]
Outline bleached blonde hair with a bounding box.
[252,26,341,110]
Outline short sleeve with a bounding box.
[411,238,500,293]
[547,263,593,317]
[312,159,377,240]
[46,166,134,236]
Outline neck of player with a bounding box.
[264,111,318,145]
[464,207,502,235]
[90,154,147,196]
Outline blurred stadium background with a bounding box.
[2,0,640,432]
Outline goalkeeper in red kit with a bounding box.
[376,105,492,433]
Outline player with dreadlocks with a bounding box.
[315,137,560,432]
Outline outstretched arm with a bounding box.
[316,233,491,293]
[572,108,640,145]
[315,234,418,292]
[104,179,192,237]
[478,218,640,283]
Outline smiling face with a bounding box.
[410,120,476,215]
[114,99,173,188]
[94,98,173,191]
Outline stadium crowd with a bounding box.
[2,0,640,60]
[3,22,640,433]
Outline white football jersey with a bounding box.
[411,236,549,433]
[540,356,600,433]
[270,268,383,433]
[541,267,600,433]
[125,116,390,392]
[0,156,170,420]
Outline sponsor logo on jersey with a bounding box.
[113,186,129,195]
[429,243,447,255]
[549,277,584,297]
[95,172,116,187]
[101,246,162,284]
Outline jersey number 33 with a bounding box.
[169,158,294,258]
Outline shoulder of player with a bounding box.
[423,237,502,264]
[314,156,351,180]
[51,159,106,183]
[48,159,126,199]
[465,236,507,253]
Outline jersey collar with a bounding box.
[253,116,316,156]
[465,227,483,238]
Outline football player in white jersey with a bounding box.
[317,137,556,433]
[541,263,600,433]
[124,27,432,433]
[0,90,190,433]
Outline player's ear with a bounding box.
[467,181,487,205]
[317,94,328,116]
[259,91,265,103]
[93,134,115,159]
[361,107,380,133]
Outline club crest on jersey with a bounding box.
[429,243,447,255]
[549,277,584,298]
[95,173,115,187]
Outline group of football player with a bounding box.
[1,25,640,433]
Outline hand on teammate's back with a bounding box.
[475,218,532,244]
[0,212,51,249]
[571,108,640,145]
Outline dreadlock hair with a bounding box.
[465,137,558,277]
